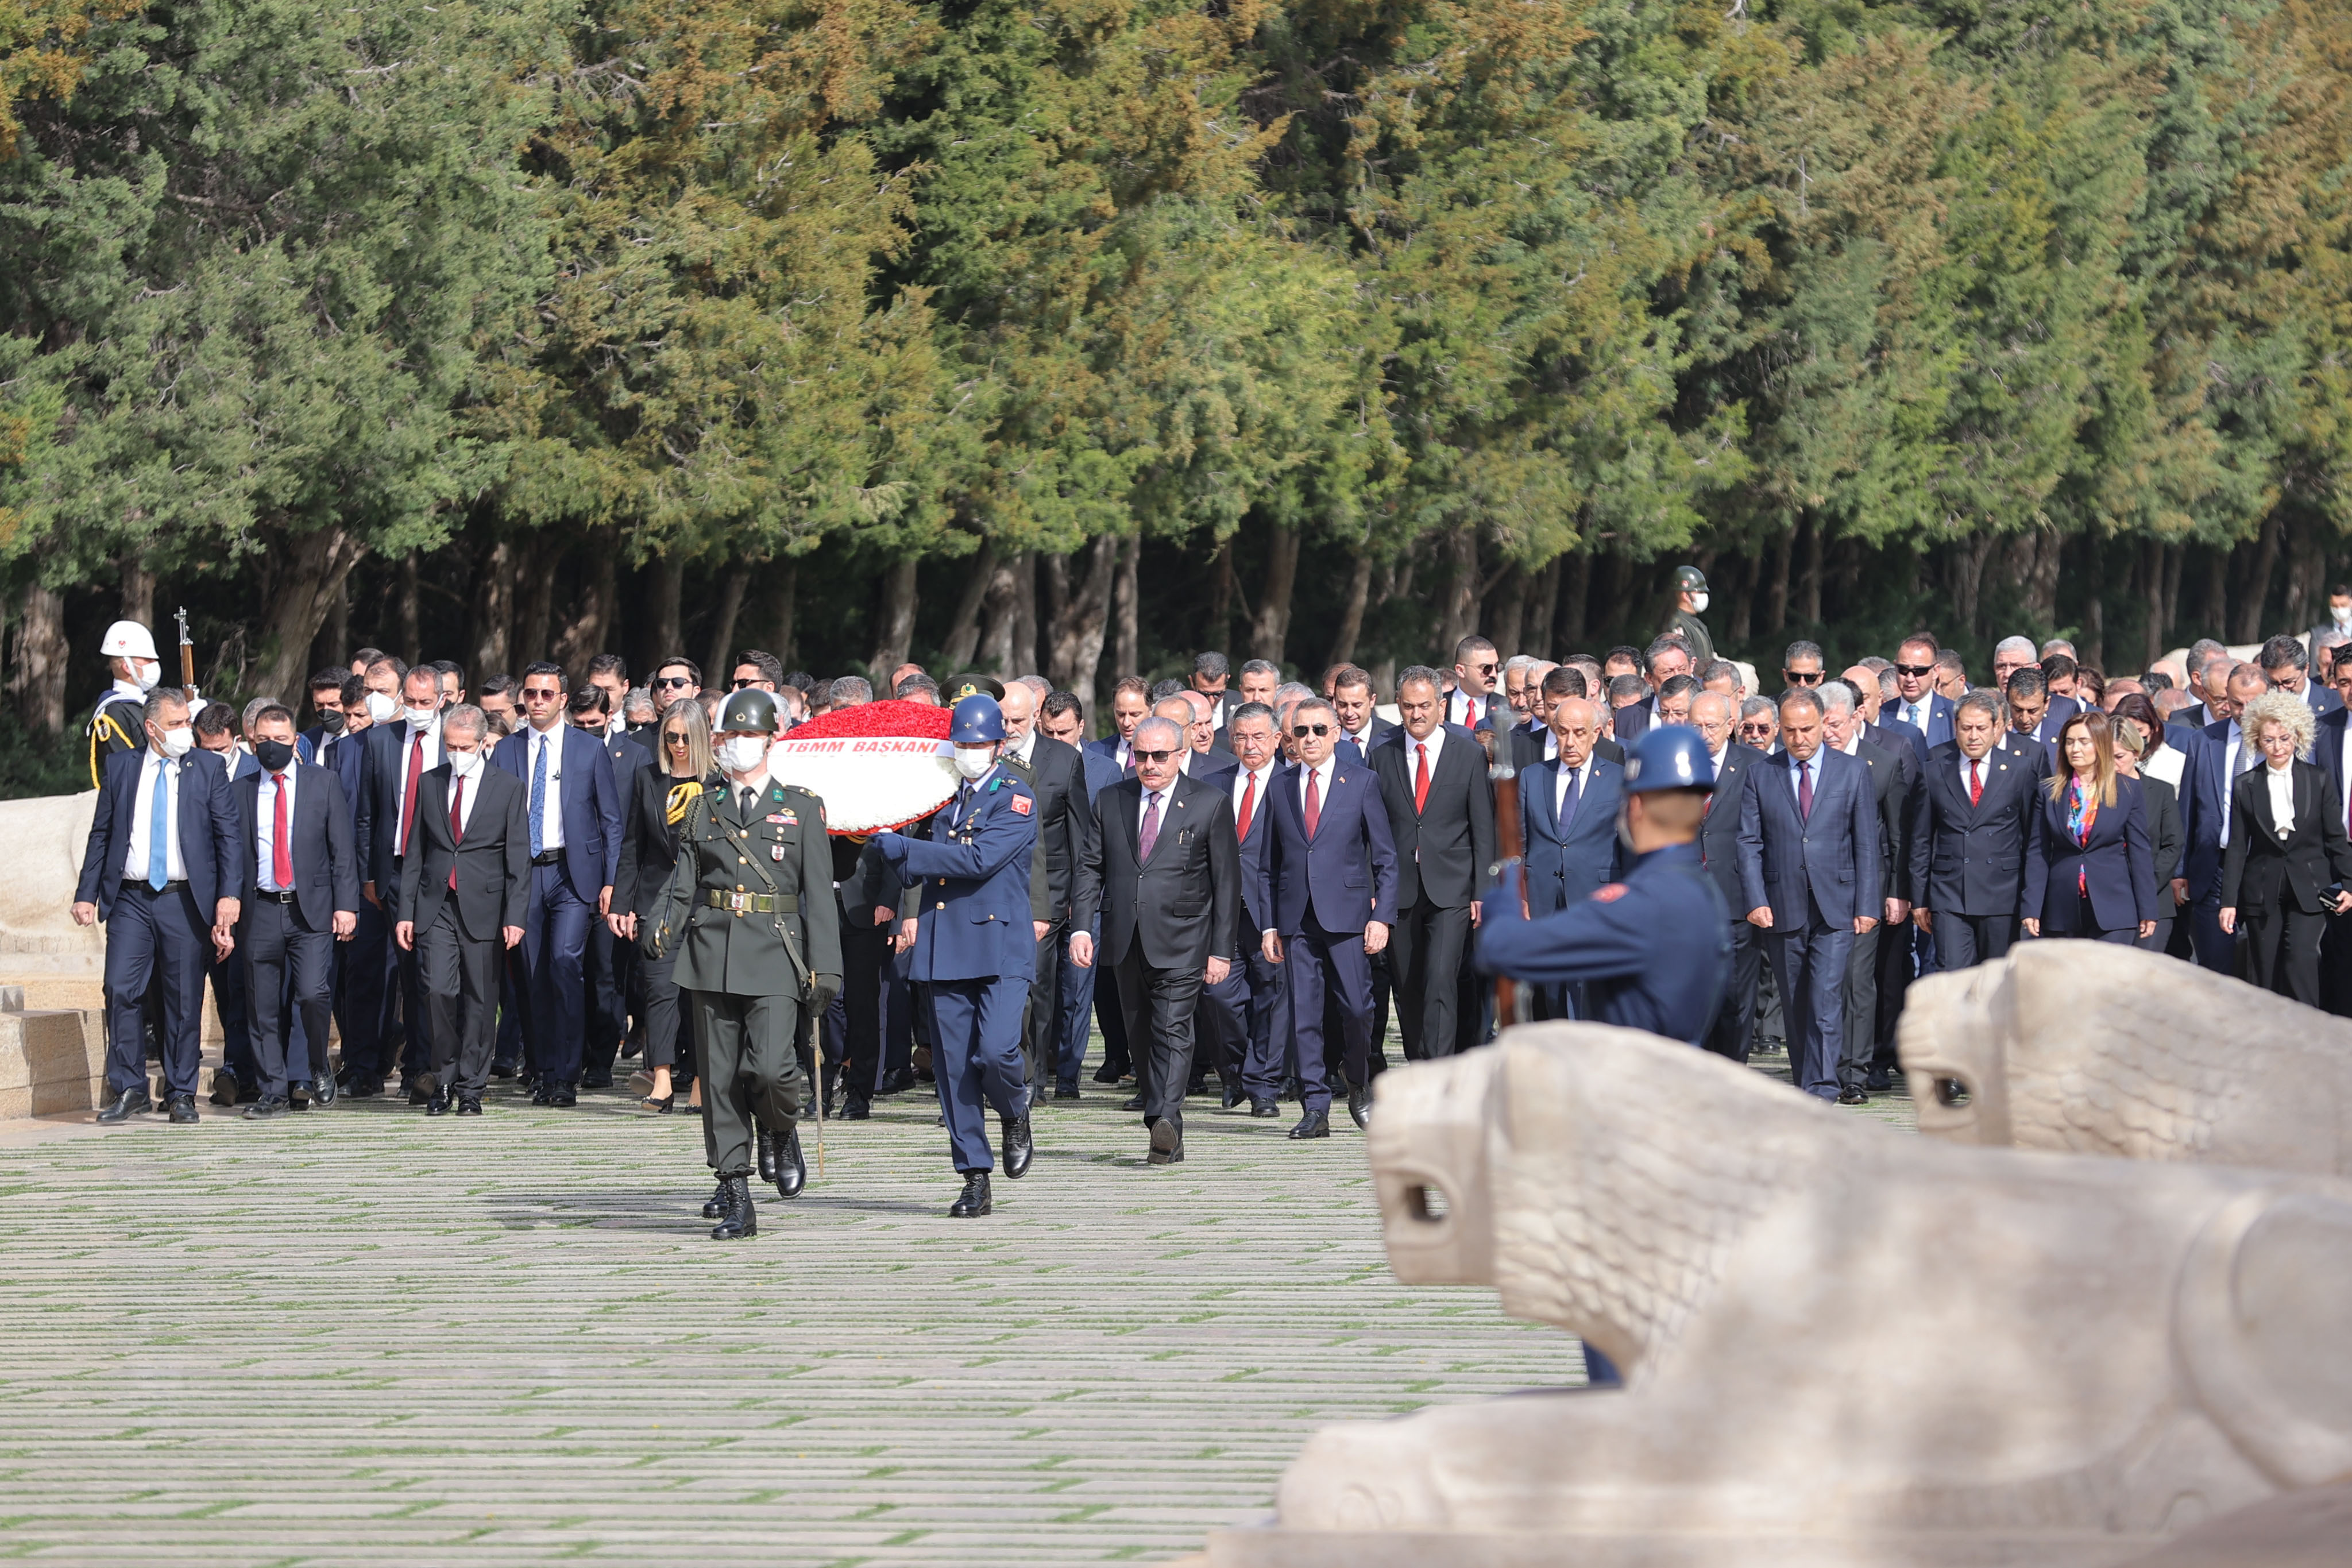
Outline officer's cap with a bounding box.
[717,688,781,736]
[950,693,1006,744]
[1623,724,1715,794]
[945,672,1005,702]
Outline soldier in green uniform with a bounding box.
[1665,566,1716,669]
[644,689,841,1241]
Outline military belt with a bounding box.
[707,890,797,915]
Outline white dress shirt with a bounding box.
[527,724,567,849]
[1137,783,1173,839]
[447,763,484,833]
[1232,762,1276,829]
[392,717,443,856]
[257,767,298,891]
[2265,761,2296,834]
[1445,689,1489,729]
[122,750,188,884]
[1296,756,1337,815]
[1407,727,1446,791]
[1957,752,1992,798]
[1898,697,1934,734]
[2219,723,2248,848]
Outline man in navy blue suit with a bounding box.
[1085,675,1152,776]
[492,661,623,1106]
[355,664,449,1098]
[2261,634,2345,719]
[1884,635,1956,759]
[72,688,244,1125]
[1519,696,1623,1017]
[1040,690,1124,1095]
[2178,661,2270,975]
[1202,701,1288,1115]
[192,701,259,1102]
[1736,687,1882,1102]
[1371,669,1495,1062]
[1259,696,1397,1138]
[1909,690,2037,970]
[299,669,376,1094]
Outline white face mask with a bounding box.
[716,736,768,776]
[1689,591,1710,614]
[405,705,439,731]
[132,659,161,693]
[158,726,194,759]
[2334,604,2351,627]
[953,745,997,781]
[449,749,481,778]
[365,691,397,723]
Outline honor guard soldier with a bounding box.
[644,688,841,1241]
[873,694,1038,1218]
[1665,566,1717,669]
[88,621,165,788]
[1476,725,1732,1048]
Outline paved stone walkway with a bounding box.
[0,1046,1910,1565]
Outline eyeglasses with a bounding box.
[522,686,561,701]
[1292,723,1331,737]
[1783,670,1824,685]
[1133,749,1177,763]
[652,675,692,690]
[1892,663,1934,678]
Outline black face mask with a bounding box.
[253,739,296,773]
[318,710,346,733]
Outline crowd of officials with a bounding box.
[66,568,2352,1220]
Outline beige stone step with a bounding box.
[0,984,106,1118]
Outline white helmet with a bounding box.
[100,620,160,661]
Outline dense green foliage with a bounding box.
[3,0,2350,716]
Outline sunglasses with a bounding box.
[1472,663,1498,675]
[522,687,561,701]
[1292,723,1331,737]
[1133,749,1177,764]
[652,675,693,690]
[1892,663,1934,678]
[1783,670,1824,684]
[662,731,690,746]
[731,677,759,689]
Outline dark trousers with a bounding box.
[2138,916,2175,958]
[2048,890,2139,945]
[102,882,209,1098]
[241,898,333,1097]
[419,905,501,1095]
[495,966,524,1071]
[584,922,631,1079]
[336,895,388,1079]
[516,862,593,1086]
[1934,911,2015,971]
[1765,914,1850,1100]
[1055,918,1099,1089]
[1021,917,1063,1088]
[211,928,253,1087]
[1390,897,1472,1061]
[1839,921,1879,1094]
[1113,944,1204,1137]
[2189,893,2242,975]
[2245,901,2326,1006]
[638,944,683,1069]
[1284,920,1373,1115]
[926,977,1029,1171]
[384,857,428,1079]
[2322,913,2352,1017]
[1871,916,1913,1073]
[835,920,890,1102]
[887,944,921,1077]
[1092,959,1130,1079]
[1703,918,1762,1062]
[1202,946,1285,1100]
[689,988,805,1176]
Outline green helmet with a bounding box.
[717,688,781,735]
[1673,565,1709,593]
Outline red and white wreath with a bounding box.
[764,699,957,835]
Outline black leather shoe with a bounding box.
[1001,1115,1033,1180]
[243,1095,291,1120]
[456,1096,482,1115]
[1348,1084,1371,1130]
[1053,1085,1080,1101]
[490,1059,518,1079]
[1148,1118,1183,1165]
[425,1090,451,1117]
[288,1081,311,1111]
[581,1068,613,1090]
[1837,1088,1870,1106]
[549,1083,578,1108]
[1863,1068,1893,1092]
[209,1069,241,1107]
[879,1067,916,1095]
[404,1074,432,1106]
[1092,1064,1122,1084]
[710,1175,756,1240]
[1221,1079,1244,1110]
[349,1074,383,1099]
[530,1080,553,1106]
[948,1171,992,1218]
[96,1085,153,1123]
[335,1059,360,1090]
[777,1129,806,1199]
[756,1128,781,1185]
[165,1093,199,1125]
[1250,1098,1280,1118]
[701,1178,732,1219]
[1120,1094,1146,1113]
[311,1073,337,1108]
[841,1098,872,1121]
[1288,1109,1330,1140]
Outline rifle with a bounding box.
[175,607,197,702]
[1488,735,1528,1029]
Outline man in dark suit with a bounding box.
[2260,634,2345,719]
[230,704,359,1117]
[354,663,449,1098]
[1736,687,1882,1102]
[2178,661,2270,975]
[1260,696,1397,1137]
[2003,666,2068,763]
[1158,694,1239,793]
[1086,675,1153,775]
[1038,690,1126,1095]
[1443,636,1501,731]
[1331,666,1395,764]
[298,667,374,1094]
[1202,701,1288,1114]
[1077,717,1241,1163]
[1519,696,1624,915]
[396,705,529,1115]
[1910,689,2039,971]
[192,701,259,1102]
[571,681,646,1089]
[1692,692,1766,1061]
[71,688,244,1124]
[491,661,624,1105]
[1371,667,1496,1062]
[1886,636,1957,757]
[997,682,1102,1094]
[1822,683,1909,1104]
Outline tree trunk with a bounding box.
[2283,517,2324,641]
[766,559,798,668]
[1326,550,1374,671]
[10,583,67,735]
[872,556,918,675]
[1766,528,1793,635]
[397,550,422,666]
[1113,533,1140,682]
[978,549,1019,673]
[2083,538,2105,671]
[2234,514,2283,644]
[1436,524,1478,657]
[1010,550,1039,676]
[1486,565,1525,661]
[516,535,557,668]
[2162,544,2183,653]
[646,553,683,677]
[1524,557,1559,663]
[556,546,619,685]
[1045,534,1117,704]
[937,539,995,672]
[1560,551,1592,651]
[1725,548,1753,648]
[1795,516,1823,627]
[470,540,514,678]
[702,566,750,683]
[1251,522,1301,664]
[2203,543,2231,644]
[118,555,156,628]
[314,569,351,677]
[250,526,370,707]
[2143,538,2166,670]
[1949,534,1994,638]
[1210,540,1237,654]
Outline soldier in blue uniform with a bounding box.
[1477,725,1731,1049]
[873,694,1040,1218]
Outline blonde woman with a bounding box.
[2219,690,2352,1004]
[612,699,715,1110]
[2022,708,2157,943]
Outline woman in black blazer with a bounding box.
[612,700,713,1110]
[2108,701,2183,956]
[2220,691,2352,1005]
[2021,709,2157,944]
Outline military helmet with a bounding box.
[1672,564,1709,594]
[717,688,781,736]
[1623,724,1716,794]
[949,693,1006,744]
[100,620,159,661]
[945,671,1005,703]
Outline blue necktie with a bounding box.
[147,761,171,891]
[529,735,547,857]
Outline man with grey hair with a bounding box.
[1691,690,1764,1061]
[1991,636,2039,691]
[1819,681,1909,1103]
[829,674,873,708]
[2038,638,2077,660]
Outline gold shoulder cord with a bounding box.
[665,779,704,827]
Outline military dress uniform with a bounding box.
[87,682,149,790]
[646,765,841,1238]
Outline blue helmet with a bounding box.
[949,693,1006,745]
[1622,724,1715,794]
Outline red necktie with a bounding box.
[399,729,424,855]
[1237,770,1258,842]
[448,774,465,890]
[1969,758,1983,807]
[1414,743,1431,814]
[271,774,292,889]
[1304,769,1322,839]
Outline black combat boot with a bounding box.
[948,1171,992,1218]
[710,1175,756,1240]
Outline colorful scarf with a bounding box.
[2067,775,2098,896]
